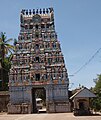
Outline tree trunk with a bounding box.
[1,45,5,90]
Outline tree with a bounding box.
[94,74,101,93]
[0,56,11,90]
[91,74,101,111]
[0,32,14,90]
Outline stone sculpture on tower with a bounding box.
[8,8,70,114]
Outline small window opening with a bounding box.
[35,34,39,38]
[36,57,40,62]
[35,74,40,81]
[46,24,50,28]
[36,44,39,49]
[41,24,45,29]
[53,43,56,48]
[30,25,33,29]
[25,25,28,29]
[35,24,39,29]
[19,44,22,49]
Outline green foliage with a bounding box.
[0,32,14,90]
[0,56,11,90]
[91,74,101,111]
[94,75,101,92]
[91,97,101,111]
[3,56,11,70]
[0,32,14,58]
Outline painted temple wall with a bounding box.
[8,8,70,113]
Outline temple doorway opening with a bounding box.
[32,87,46,113]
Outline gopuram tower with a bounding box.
[8,8,70,114]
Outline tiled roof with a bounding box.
[70,87,96,99]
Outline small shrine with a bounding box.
[8,8,70,114]
[70,87,96,116]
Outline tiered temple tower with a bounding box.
[8,8,70,114]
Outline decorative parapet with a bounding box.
[21,8,54,15]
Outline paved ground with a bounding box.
[0,113,101,120]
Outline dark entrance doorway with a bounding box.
[31,87,46,113]
[79,102,85,110]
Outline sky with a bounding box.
[0,0,101,90]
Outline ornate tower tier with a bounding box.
[8,8,70,114]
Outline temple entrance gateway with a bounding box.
[8,8,70,114]
[31,87,46,113]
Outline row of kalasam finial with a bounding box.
[21,8,54,15]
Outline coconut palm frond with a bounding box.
[5,45,15,53]
[0,32,15,57]
[0,32,6,41]
[7,48,13,54]
[8,54,13,61]
[5,38,13,43]
[0,39,4,45]
[0,32,14,90]
[5,43,14,50]
[0,42,3,45]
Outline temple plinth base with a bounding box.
[46,101,70,113]
[7,103,32,114]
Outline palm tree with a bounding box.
[0,32,14,90]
